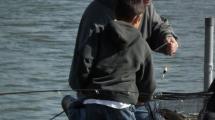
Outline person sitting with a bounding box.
[68,0,179,119]
[64,0,156,119]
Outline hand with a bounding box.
[165,35,179,56]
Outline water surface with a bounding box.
[0,0,215,119]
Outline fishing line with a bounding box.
[0,89,149,96]
[153,42,170,81]
[49,111,64,120]
[154,42,168,52]
[0,90,73,96]
[0,89,213,100]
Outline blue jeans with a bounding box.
[135,101,165,120]
[62,95,136,120]
[84,104,136,120]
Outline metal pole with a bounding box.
[204,17,214,91]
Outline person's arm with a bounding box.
[142,3,178,55]
[68,0,112,90]
[69,29,99,90]
[136,53,156,103]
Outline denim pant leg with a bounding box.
[61,95,86,120]
[135,104,151,120]
[85,104,136,120]
[119,105,136,120]
[67,107,86,120]
[135,101,165,120]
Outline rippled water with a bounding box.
[0,0,214,119]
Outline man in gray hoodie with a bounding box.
[68,0,178,119]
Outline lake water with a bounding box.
[0,0,215,119]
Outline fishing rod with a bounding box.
[0,89,149,96]
[0,89,73,96]
[154,42,168,52]
[49,111,64,120]
[0,89,213,100]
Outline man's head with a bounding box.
[115,0,145,22]
[115,0,146,28]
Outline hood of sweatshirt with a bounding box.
[104,20,142,49]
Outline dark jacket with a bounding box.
[69,0,176,102]
[70,20,155,104]
[73,0,177,53]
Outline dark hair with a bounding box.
[115,0,145,22]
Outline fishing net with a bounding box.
[153,92,213,120]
